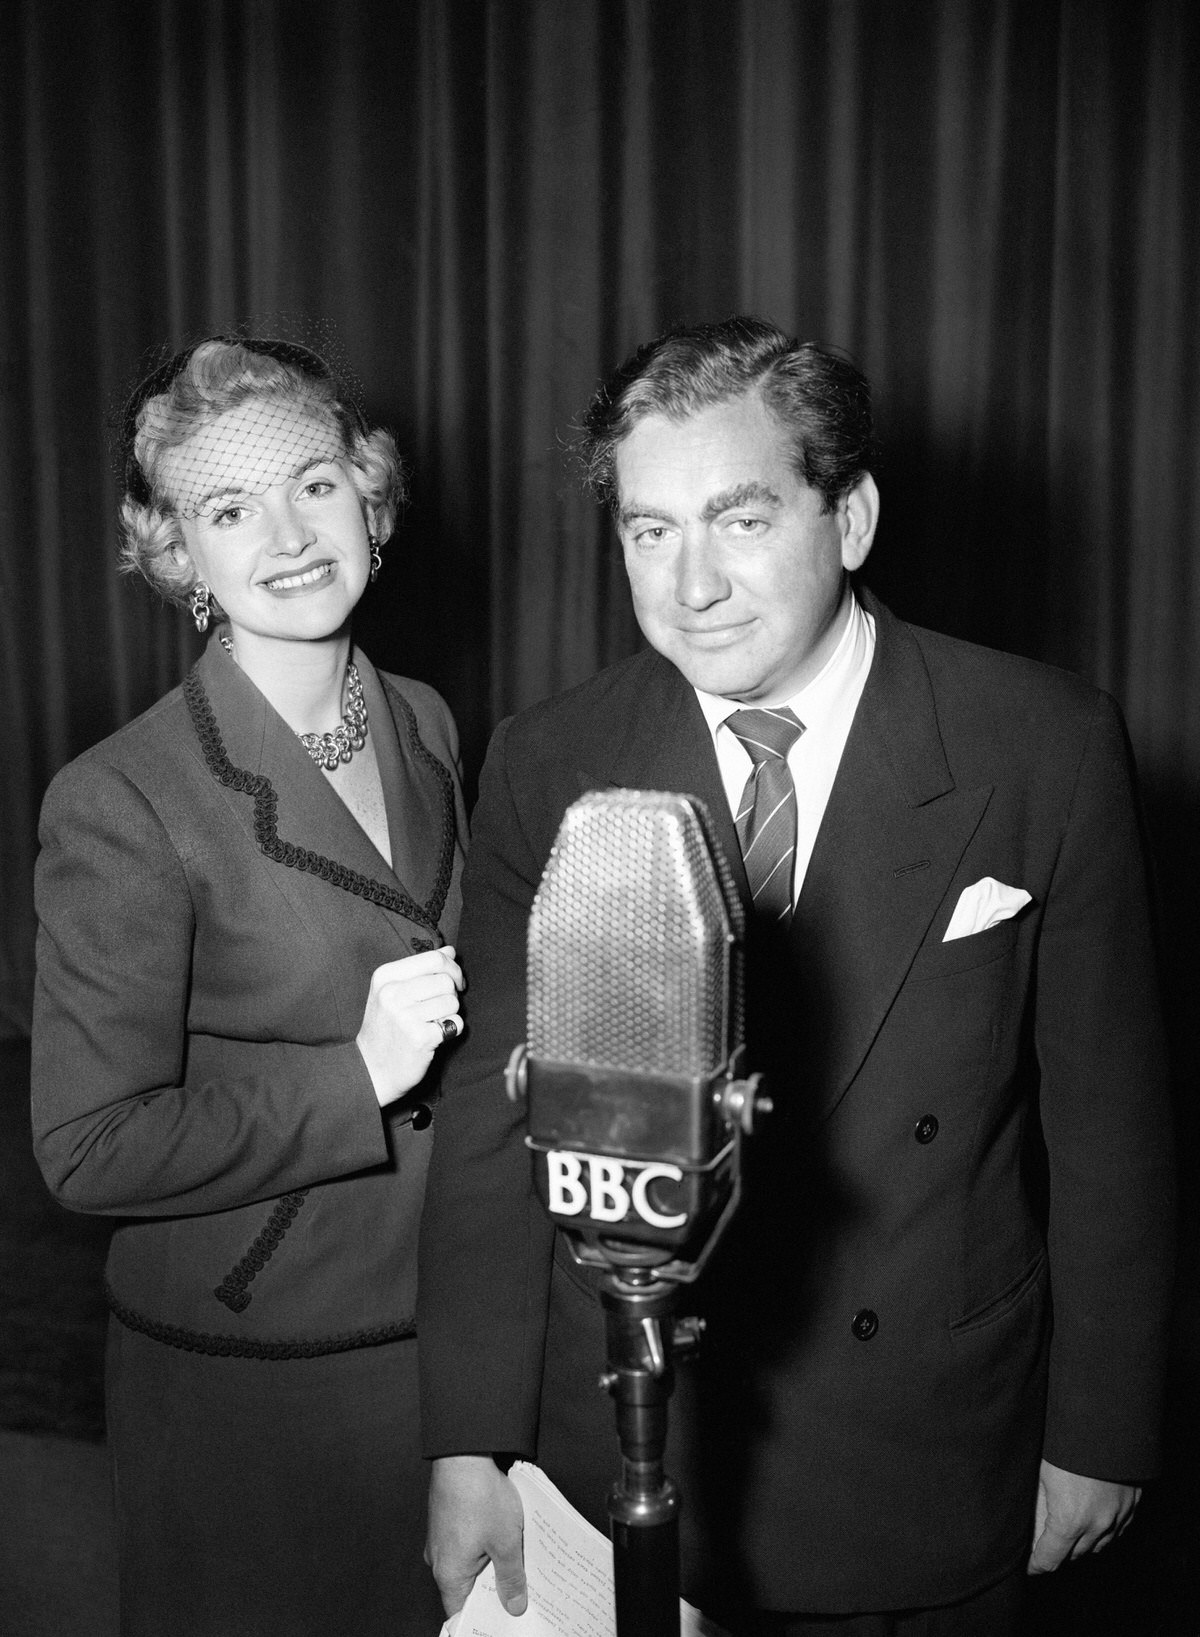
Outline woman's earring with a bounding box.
[190,581,212,634]
[369,536,382,583]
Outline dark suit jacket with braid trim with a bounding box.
[417,589,1175,1615]
[32,636,466,1354]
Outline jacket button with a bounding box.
[914,1114,939,1144]
[851,1309,878,1341]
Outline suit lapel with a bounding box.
[791,593,992,1121]
[191,640,428,950]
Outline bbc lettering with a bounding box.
[545,1151,687,1229]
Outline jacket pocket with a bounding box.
[906,915,1022,982]
[950,1249,1046,1336]
[212,1190,309,1313]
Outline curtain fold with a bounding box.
[3,0,1197,1036]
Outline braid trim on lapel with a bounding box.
[183,664,454,935]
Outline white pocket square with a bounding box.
[942,877,1032,942]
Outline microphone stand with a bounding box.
[524,1078,765,1637]
[585,1082,762,1637]
[599,1260,686,1637]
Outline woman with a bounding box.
[31,335,466,1635]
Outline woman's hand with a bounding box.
[355,947,465,1107]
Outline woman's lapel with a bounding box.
[191,639,429,946]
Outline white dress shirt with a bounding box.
[693,592,876,905]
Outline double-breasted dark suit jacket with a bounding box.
[33,637,466,1353]
[418,590,1174,1615]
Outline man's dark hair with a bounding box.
[579,316,874,516]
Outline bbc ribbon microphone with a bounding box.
[505,788,769,1279]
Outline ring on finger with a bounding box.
[437,1016,459,1044]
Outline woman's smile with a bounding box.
[261,560,337,593]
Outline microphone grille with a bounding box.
[528,789,741,1076]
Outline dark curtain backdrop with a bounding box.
[4,6,1198,1620]
[3,1,1197,1109]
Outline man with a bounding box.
[417,318,1175,1633]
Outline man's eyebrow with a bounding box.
[618,501,675,529]
[699,481,781,522]
[618,481,782,529]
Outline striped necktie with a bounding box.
[726,706,805,923]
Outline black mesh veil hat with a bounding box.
[120,335,369,516]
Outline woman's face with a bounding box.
[166,398,373,647]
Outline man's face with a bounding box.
[614,391,876,703]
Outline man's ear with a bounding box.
[838,474,879,573]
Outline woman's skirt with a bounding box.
[106,1317,445,1636]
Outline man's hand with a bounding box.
[426,1454,528,1617]
[1027,1459,1142,1574]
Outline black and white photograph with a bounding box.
[1,4,1196,1634]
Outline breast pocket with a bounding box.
[878,916,1025,1092]
[906,914,1022,982]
